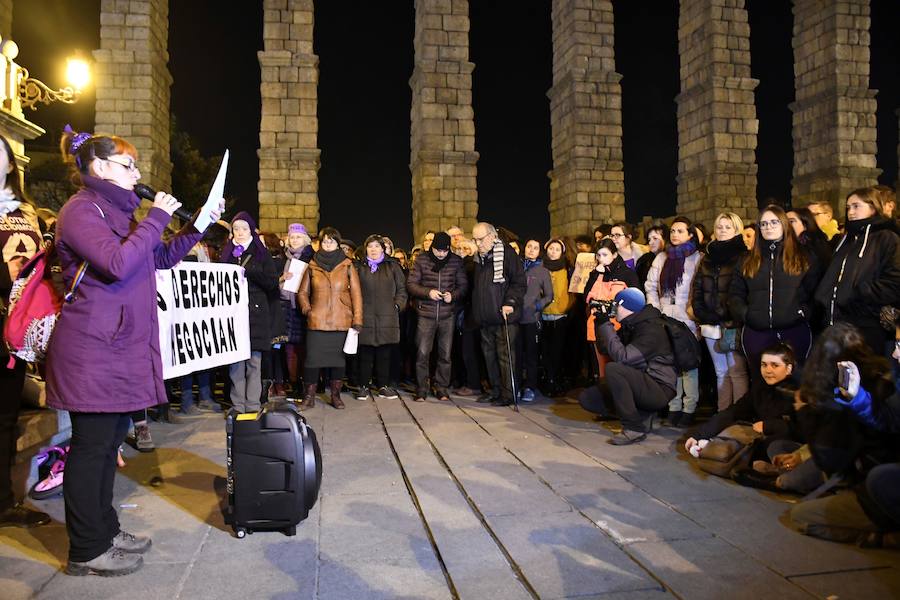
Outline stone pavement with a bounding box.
[2,393,899,599]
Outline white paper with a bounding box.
[342,328,359,355]
[193,149,229,233]
[281,259,307,294]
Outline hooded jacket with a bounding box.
[597,305,677,395]
[521,260,553,324]
[406,250,468,320]
[46,176,202,413]
[728,240,819,330]
[692,235,747,327]
[814,216,900,328]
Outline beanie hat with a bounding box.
[288,223,307,235]
[614,287,646,313]
[432,231,451,251]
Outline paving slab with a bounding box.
[628,537,814,600]
[319,453,408,497]
[376,398,532,600]
[35,562,186,600]
[672,495,899,576]
[560,482,711,545]
[487,512,662,598]
[789,567,900,600]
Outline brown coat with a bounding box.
[298,258,363,331]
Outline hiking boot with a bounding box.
[66,547,143,577]
[198,400,222,413]
[677,412,695,428]
[112,530,152,554]
[179,404,203,417]
[608,430,647,446]
[133,425,155,452]
[377,386,399,399]
[0,503,51,528]
[454,386,478,397]
[476,392,498,404]
[330,380,345,409]
[269,382,286,400]
[355,387,371,401]
[666,411,683,427]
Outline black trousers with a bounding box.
[0,358,26,511]
[416,317,454,395]
[515,322,540,390]
[460,327,483,390]
[358,344,393,388]
[541,316,569,385]
[580,362,670,432]
[481,323,518,401]
[64,412,131,562]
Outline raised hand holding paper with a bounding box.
[194,149,229,233]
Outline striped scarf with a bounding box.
[491,239,505,283]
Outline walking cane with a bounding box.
[502,312,519,412]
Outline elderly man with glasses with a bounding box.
[470,222,526,406]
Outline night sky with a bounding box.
[12,1,900,250]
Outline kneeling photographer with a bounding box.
[579,288,676,445]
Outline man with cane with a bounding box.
[471,223,526,407]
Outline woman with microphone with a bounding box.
[46,126,223,577]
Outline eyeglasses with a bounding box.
[105,157,137,172]
[609,233,624,239]
[759,219,781,229]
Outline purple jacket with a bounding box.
[46,176,201,413]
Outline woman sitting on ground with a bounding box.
[685,342,801,469]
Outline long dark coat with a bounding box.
[357,258,407,347]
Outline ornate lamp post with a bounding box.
[0,35,90,168]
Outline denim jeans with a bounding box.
[704,337,749,411]
[416,317,454,395]
[180,370,212,409]
[669,368,699,414]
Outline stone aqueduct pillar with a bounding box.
[69,0,893,237]
[257,0,321,236]
[790,0,880,214]
[94,0,173,193]
[409,0,479,246]
[547,0,625,238]
[676,0,759,224]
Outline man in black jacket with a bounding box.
[581,288,677,445]
[471,222,526,406]
[407,232,468,401]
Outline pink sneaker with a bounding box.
[29,462,64,500]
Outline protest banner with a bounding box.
[157,262,250,379]
[569,252,598,294]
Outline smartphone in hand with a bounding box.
[838,364,851,390]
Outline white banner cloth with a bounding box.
[157,262,250,379]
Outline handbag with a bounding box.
[714,327,740,353]
[695,423,762,479]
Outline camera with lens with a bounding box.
[589,298,617,323]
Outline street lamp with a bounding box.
[0,38,91,111]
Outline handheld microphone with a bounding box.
[133,183,194,222]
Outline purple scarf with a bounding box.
[659,240,697,296]
[366,253,386,273]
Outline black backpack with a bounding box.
[660,315,701,373]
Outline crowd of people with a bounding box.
[0,125,898,578]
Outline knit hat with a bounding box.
[288,223,307,235]
[432,231,451,251]
[614,287,646,313]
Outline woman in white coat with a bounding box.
[645,216,703,427]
